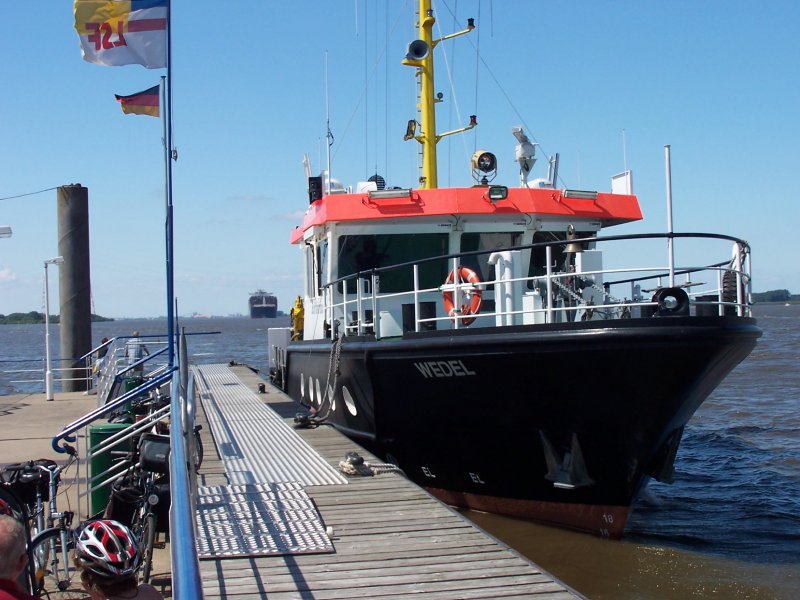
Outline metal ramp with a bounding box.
[192,364,345,558]
[195,482,333,557]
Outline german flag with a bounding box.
[114,85,159,117]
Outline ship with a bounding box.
[249,290,277,319]
[268,0,761,537]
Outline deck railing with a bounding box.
[321,232,753,339]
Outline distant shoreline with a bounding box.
[0,312,113,325]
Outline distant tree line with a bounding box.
[752,289,798,303]
[0,312,114,324]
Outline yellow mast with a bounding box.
[403,0,475,189]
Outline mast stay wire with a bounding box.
[445,0,459,186]
[472,0,481,155]
[332,1,409,170]
[436,1,566,188]
[0,187,59,201]
[363,0,368,178]
[433,0,472,186]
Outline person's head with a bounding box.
[101,337,109,344]
[132,331,140,337]
[0,514,27,580]
[74,519,139,580]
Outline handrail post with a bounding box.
[413,265,421,332]
[545,246,554,323]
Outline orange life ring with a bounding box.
[442,267,483,326]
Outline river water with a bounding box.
[1,306,797,598]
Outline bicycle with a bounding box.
[1,446,79,594]
[109,386,204,472]
[105,433,171,584]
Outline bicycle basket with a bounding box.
[0,459,58,504]
[138,434,171,475]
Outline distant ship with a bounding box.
[249,290,277,318]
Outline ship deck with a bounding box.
[192,363,582,599]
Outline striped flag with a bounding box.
[74,0,168,68]
[115,85,159,117]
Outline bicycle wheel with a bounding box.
[28,526,76,594]
[139,512,157,584]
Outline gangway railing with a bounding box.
[51,334,204,598]
[52,370,176,518]
[169,367,203,598]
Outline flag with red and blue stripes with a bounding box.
[74,0,167,68]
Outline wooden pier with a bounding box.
[193,363,582,599]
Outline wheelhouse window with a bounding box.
[337,233,448,293]
[459,232,523,283]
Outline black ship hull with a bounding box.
[284,315,761,537]
[250,305,278,319]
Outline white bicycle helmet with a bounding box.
[74,519,140,577]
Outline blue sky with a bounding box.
[1,1,798,318]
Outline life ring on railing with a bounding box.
[442,267,483,326]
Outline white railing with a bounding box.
[320,232,753,339]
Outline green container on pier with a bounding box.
[89,423,132,515]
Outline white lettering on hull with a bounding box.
[413,360,476,378]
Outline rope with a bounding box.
[338,451,403,477]
[0,186,59,201]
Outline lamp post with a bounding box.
[44,256,64,401]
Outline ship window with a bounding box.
[317,240,329,292]
[304,244,315,297]
[337,233,448,293]
[460,232,522,284]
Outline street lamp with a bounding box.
[44,256,64,401]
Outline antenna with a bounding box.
[325,50,333,195]
[622,128,628,172]
[664,145,675,287]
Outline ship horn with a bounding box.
[405,39,429,61]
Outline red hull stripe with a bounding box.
[427,486,631,538]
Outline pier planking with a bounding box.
[193,364,581,599]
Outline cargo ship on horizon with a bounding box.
[249,290,277,318]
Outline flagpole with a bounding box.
[164,0,175,367]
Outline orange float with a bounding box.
[442,267,483,326]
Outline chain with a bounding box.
[320,333,342,416]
